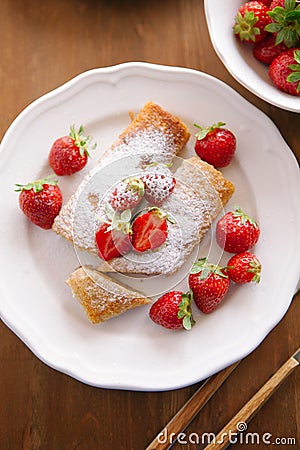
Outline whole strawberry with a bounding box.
[194,122,236,168]
[253,34,289,64]
[149,291,195,330]
[142,166,176,206]
[216,206,260,254]
[15,176,62,229]
[109,177,145,212]
[188,258,230,314]
[131,207,171,252]
[49,125,96,176]
[269,48,300,95]
[233,1,272,44]
[227,252,262,284]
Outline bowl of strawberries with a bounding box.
[204,0,300,112]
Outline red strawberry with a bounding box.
[95,222,131,261]
[269,0,284,7]
[109,177,145,212]
[260,0,272,5]
[188,258,230,314]
[131,208,169,252]
[253,34,289,64]
[233,1,272,44]
[269,48,300,95]
[15,176,62,229]
[142,167,176,206]
[266,0,300,48]
[194,122,236,168]
[227,252,262,284]
[216,207,260,254]
[49,125,96,176]
[149,291,195,330]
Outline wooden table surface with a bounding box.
[0,1,299,449]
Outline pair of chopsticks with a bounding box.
[146,348,300,450]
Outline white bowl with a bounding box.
[204,0,300,112]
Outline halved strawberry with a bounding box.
[95,223,131,261]
[95,208,132,261]
[131,208,169,252]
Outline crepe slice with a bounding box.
[66,267,151,324]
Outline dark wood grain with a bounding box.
[0,1,299,449]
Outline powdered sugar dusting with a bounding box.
[54,125,182,253]
[53,103,233,277]
[84,268,141,310]
[143,167,175,205]
[98,178,215,275]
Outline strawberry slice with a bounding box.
[131,208,169,252]
[95,223,131,261]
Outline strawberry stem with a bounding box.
[190,257,228,279]
[15,175,58,192]
[123,177,145,196]
[194,122,226,140]
[233,10,260,42]
[248,259,262,283]
[233,206,258,227]
[69,124,96,157]
[177,291,195,330]
[287,49,300,92]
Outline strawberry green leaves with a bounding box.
[15,175,58,192]
[265,0,300,47]
[69,124,96,157]
[232,206,259,228]
[233,2,271,44]
[287,49,300,91]
[194,122,226,141]
[234,10,261,42]
[177,291,195,331]
[190,257,228,280]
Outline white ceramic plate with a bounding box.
[204,0,300,112]
[0,62,299,391]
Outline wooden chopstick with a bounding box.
[204,348,300,450]
[145,361,240,450]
